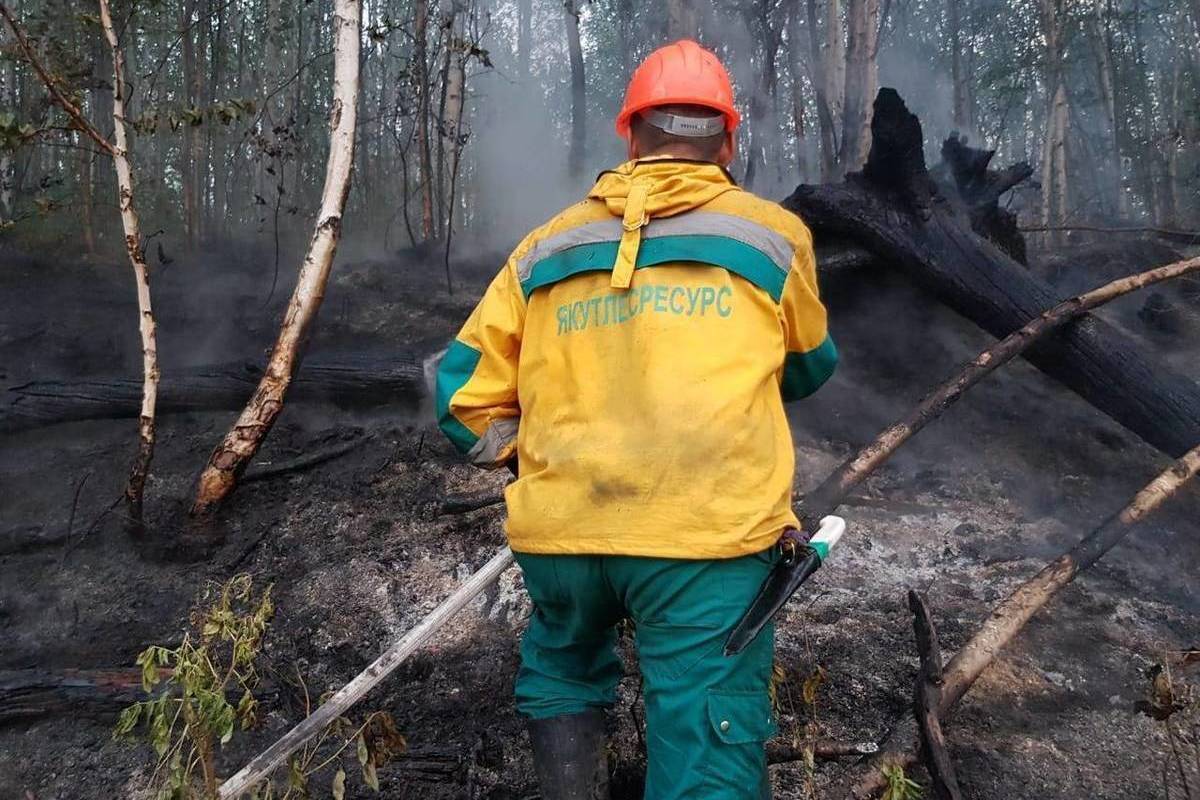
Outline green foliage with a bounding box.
[115,574,407,800]
[0,112,39,152]
[881,765,924,800]
[128,99,258,136]
[114,575,274,799]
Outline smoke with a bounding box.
[464,1,624,250]
[468,69,586,246]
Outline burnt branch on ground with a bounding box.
[909,589,963,800]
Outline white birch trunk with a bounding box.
[441,1,465,180]
[838,0,879,174]
[192,0,362,515]
[98,0,159,518]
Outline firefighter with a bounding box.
[435,39,837,800]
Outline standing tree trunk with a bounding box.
[97,0,160,519]
[192,0,362,516]
[838,0,879,174]
[78,132,96,254]
[786,0,809,180]
[615,0,632,75]
[180,0,199,248]
[564,0,586,179]
[1038,0,1069,244]
[948,0,971,130]
[1088,0,1128,219]
[1161,55,1182,226]
[742,0,781,190]
[666,0,700,39]
[440,0,466,263]
[805,0,840,181]
[414,0,434,240]
[0,24,10,225]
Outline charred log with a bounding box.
[908,590,963,800]
[1,354,423,434]
[0,668,172,722]
[784,88,1200,460]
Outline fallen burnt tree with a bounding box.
[0,668,171,722]
[786,89,1200,460]
[0,354,423,434]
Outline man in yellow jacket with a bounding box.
[436,40,836,800]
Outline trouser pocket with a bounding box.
[700,687,775,798]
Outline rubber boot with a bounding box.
[526,710,611,800]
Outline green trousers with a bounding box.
[513,550,777,800]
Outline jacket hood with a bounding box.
[587,158,739,219]
[586,159,740,290]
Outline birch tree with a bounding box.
[192,0,362,515]
[804,0,841,181]
[0,0,160,519]
[838,0,879,174]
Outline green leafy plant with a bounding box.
[115,574,274,799]
[881,764,924,800]
[115,575,407,800]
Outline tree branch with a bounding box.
[0,3,114,156]
[909,590,963,800]
[799,255,1200,527]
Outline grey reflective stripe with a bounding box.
[466,416,519,468]
[641,109,726,137]
[518,210,793,287]
[516,219,622,282]
[643,212,793,275]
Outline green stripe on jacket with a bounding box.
[435,339,482,453]
[521,234,789,301]
[781,335,838,401]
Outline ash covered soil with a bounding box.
[1,235,1198,799]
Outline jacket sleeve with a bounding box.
[434,259,525,468]
[778,226,838,401]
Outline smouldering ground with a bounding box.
[1,238,1198,799]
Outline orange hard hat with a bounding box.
[615,40,740,140]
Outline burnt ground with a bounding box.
[1,233,1198,799]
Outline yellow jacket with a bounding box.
[435,158,836,559]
